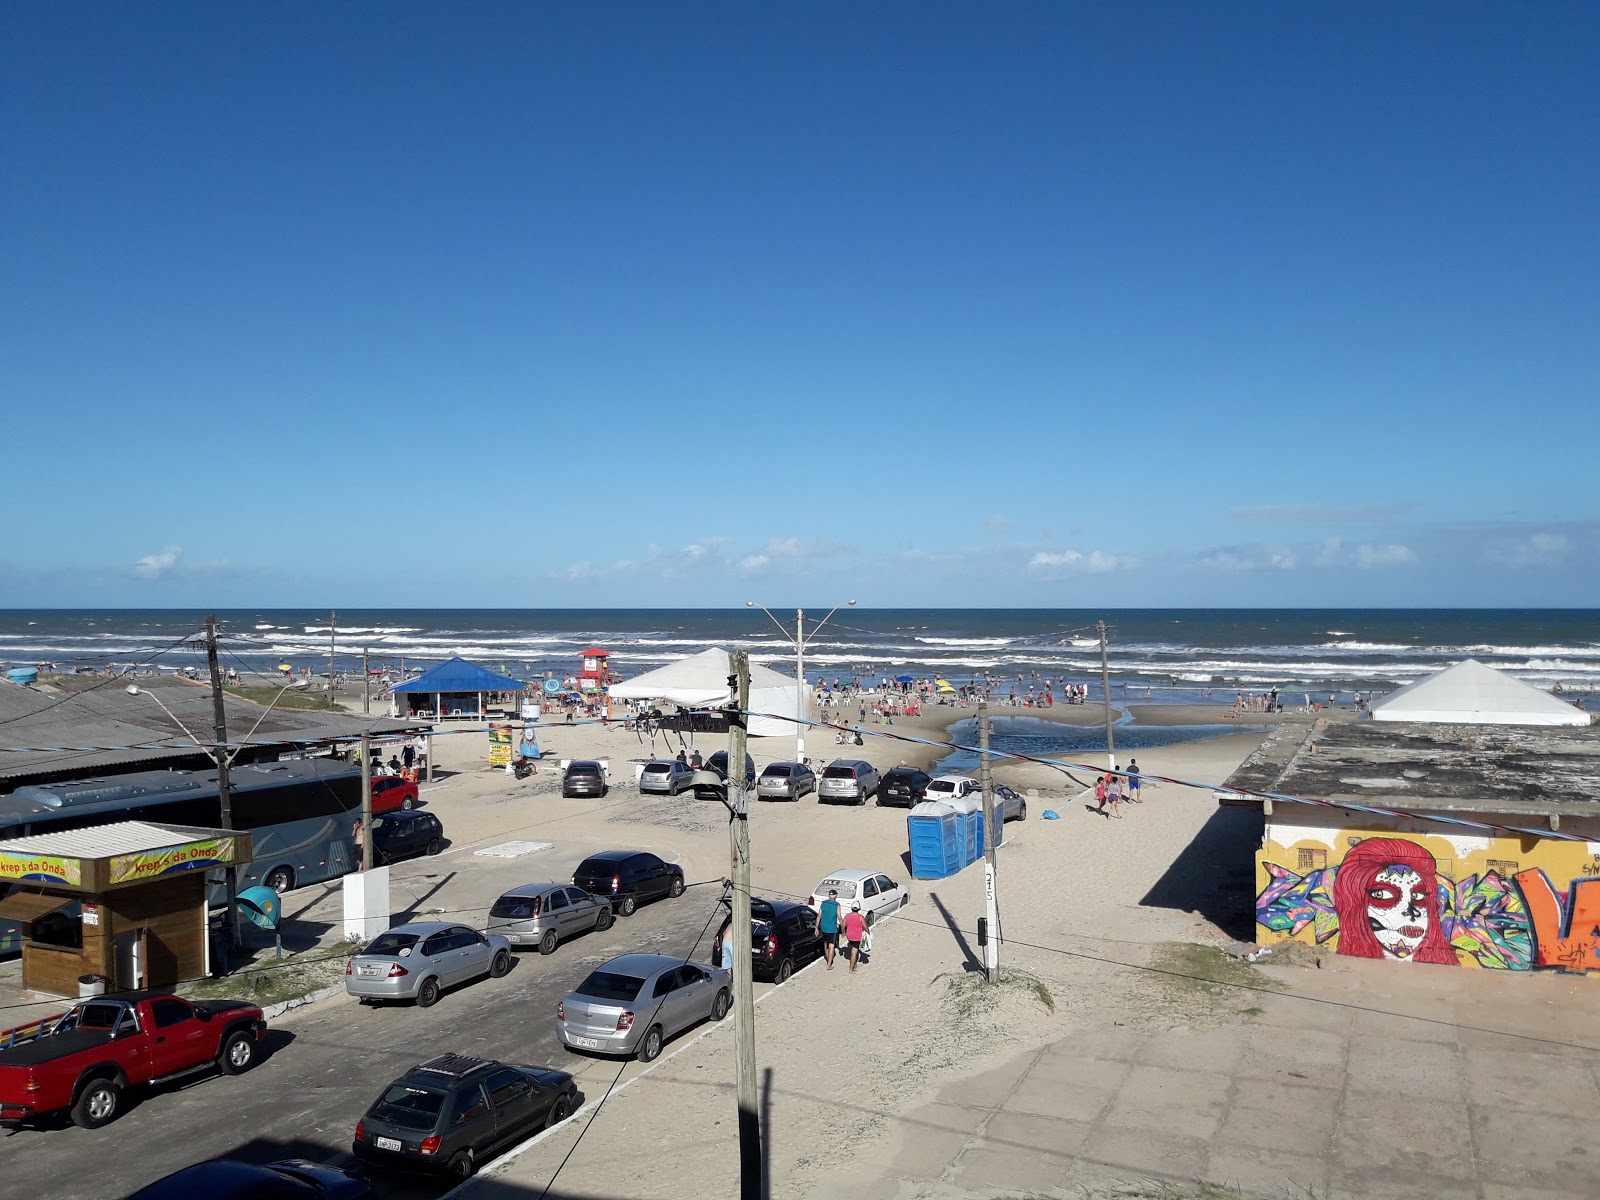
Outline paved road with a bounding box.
[2,844,728,1200]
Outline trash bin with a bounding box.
[78,974,108,998]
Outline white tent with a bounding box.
[1372,659,1590,727]
[608,648,800,738]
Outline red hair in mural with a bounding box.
[1332,837,1458,965]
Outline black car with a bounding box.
[353,1053,577,1180]
[692,750,756,799]
[370,810,444,864]
[877,767,932,808]
[562,761,608,798]
[715,897,824,984]
[572,850,685,917]
[127,1159,371,1200]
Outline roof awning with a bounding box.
[0,890,75,923]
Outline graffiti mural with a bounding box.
[1254,829,1600,973]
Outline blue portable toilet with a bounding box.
[948,796,982,868]
[907,802,961,879]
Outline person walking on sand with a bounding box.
[1126,758,1142,803]
[843,904,868,973]
[816,889,842,970]
[1094,775,1109,817]
[1106,773,1124,816]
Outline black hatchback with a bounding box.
[878,767,932,808]
[353,1053,577,1180]
[572,850,685,917]
[371,810,445,864]
[715,897,824,984]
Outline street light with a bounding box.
[745,599,857,764]
[128,678,308,765]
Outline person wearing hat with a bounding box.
[842,903,868,973]
[815,889,842,970]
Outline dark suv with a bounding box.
[878,766,932,808]
[562,761,607,798]
[371,810,445,864]
[353,1052,577,1179]
[715,897,824,983]
[572,850,686,917]
[692,750,756,800]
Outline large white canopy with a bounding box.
[1372,658,1590,727]
[608,648,800,737]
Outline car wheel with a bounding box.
[401,797,414,810]
[264,866,295,895]
[712,988,731,1021]
[594,906,614,932]
[425,837,443,856]
[71,1078,121,1129]
[545,1095,571,1129]
[1019,801,1027,820]
[619,895,637,917]
[446,1151,476,1180]
[669,876,685,899]
[218,1029,257,1075]
[539,929,559,955]
[636,1025,664,1062]
[774,957,794,984]
[416,977,441,1008]
[901,893,911,910]
[491,949,512,977]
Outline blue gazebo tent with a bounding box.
[392,657,524,720]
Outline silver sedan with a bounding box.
[756,761,817,801]
[345,921,512,1008]
[557,953,731,1062]
[487,883,615,954]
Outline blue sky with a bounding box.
[4,4,1596,608]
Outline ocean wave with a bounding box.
[914,636,1013,647]
[302,626,422,635]
[1324,630,1354,637]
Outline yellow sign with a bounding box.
[109,837,237,886]
[488,723,514,767]
[0,851,81,887]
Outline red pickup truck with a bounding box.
[0,992,267,1129]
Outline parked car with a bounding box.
[877,767,931,808]
[344,922,512,1008]
[572,850,685,917]
[0,993,266,1129]
[924,775,978,804]
[756,761,817,801]
[638,759,696,795]
[808,869,909,925]
[562,761,608,798]
[370,775,418,814]
[557,954,731,1062]
[353,1052,577,1179]
[713,897,825,983]
[487,882,614,954]
[995,784,1028,822]
[692,750,756,799]
[370,809,444,864]
[818,759,881,804]
[127,1159,370,1200]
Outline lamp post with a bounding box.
[745,599,856,764]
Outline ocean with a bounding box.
[2,609,1596,699]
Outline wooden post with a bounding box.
[1098,620,1116,772]
[726,651,761,1199]
[979,702,998,981]
[204,615,239,951]
[360,732,373,871]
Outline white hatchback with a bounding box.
[925,775,978,803]
[808,869,908,927]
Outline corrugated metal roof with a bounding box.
[0,819,230,857]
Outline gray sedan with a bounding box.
[756,761,817,801]
[346,921,512,1008]
[487,883,615,954]
[639,760,696,795]
[557,953,731,1062]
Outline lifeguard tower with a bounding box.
[579,648,612,717]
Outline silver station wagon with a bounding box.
[557,953,731,1062]
[346,921,512,1008]
[487,883,615,955]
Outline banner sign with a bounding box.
[0,851,81,887]
[488,723,514,767]
[109,837,237,886]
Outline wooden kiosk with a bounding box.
[0,821,251,997]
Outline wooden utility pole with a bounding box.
[329,611,337,698]
[204,615,240,949]
[362,646,370,715]
[1098,619,1116,772]
[359,731,374,871]
[979,703,999,981]
[726,651,761,1200]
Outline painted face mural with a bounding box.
[1330,837,1459,965]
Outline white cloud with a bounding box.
[757,538,856,559]
[738,554,770,572]
[1314,537,1344,567]
[133,546,183,580]
[1194,545,1296,572]
[984,514,1012,534]
[1489,532,1572,569]
[1353,543,1417,569]
[1027,549,1137,574]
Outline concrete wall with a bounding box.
[1255,809,1600,973]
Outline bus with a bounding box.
[0,758,362,902]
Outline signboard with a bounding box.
[0,851,81,887]
[109,837,237,886]
[488,723,514,767]
[82,903,101,927]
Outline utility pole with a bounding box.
[359,731,374,871]
[362,646,370,715]
[204,615,240,950]
[794,609,806,765]
[979,703,999,981]
[1098,619,1116,772]
[329,611,337,700]
[726,650,761,1200]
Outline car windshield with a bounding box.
[643,764,670,774]
[371,1084,446,1132]
[761,766,791,777]
[823,766,856,779]
[816,879,858,898]
[576,970,646,1002]
[569,765,601,776]
[927,780,957,792]
[65,1002,125,1031]
[574,857,614,876]
[365,932,421,957]
[490,894,540,918]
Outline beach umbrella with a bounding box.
[896,674,914,684]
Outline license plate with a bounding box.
[376,1137,402,1151]
[359,965,383,977]
[570,1035,601,1049]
